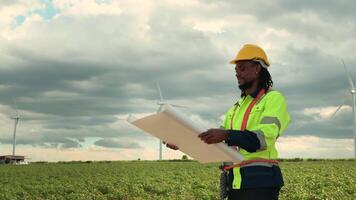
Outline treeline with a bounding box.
[30,159,196,164]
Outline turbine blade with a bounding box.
[330,104,344,119]
[156,81,164,102]
[330,97,348,119]
[342,59,355,91]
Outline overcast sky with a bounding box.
[0,0,355,161]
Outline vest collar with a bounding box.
[249,88,261,98]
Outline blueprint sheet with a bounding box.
[129,104,243,163]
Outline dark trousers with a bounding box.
[228,187,280,200]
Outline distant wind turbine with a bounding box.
[12,100,21,156]
[331,60,355,158]
[155,81,187,160]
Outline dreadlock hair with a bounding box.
[258,65,273,91]
[241,62,273,97]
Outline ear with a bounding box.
[255,64,261,75]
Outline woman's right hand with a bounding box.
[163,141,179,150]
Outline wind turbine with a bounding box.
[12,101,21,156]
[331,60,356,158]
[155,81,187,160]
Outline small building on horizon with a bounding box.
[0,155,25,164]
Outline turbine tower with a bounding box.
[332,60,355,158]
[342,60,356,158]
[12,101,20,156]
[155,81,186,160]
[156,82,163,160]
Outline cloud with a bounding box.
[277,136,353,158]
[0,0,355,161]
[303,105,352,120]
[0,130,82,149]
[52,0,122,16]
[94,138,141,149]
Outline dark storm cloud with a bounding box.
[0,134,82,149]
[42,115,118,130]
[287,108,353,138]
[94,138,141,149]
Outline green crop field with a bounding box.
[0,160,355,200]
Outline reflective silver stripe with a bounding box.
[240,162,278,168]
[261,116,281,131]
[253,130,267,151]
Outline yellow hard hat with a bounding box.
[229,44,270,67]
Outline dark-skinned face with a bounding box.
[235,60,260,90]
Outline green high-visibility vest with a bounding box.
[222,89,291,189]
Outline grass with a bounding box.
[0,160,355,199]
